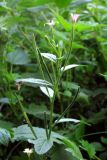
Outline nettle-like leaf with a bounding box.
[15,78,52,87]
[13,125,62,154]
[55,118,80,124]
[40,86,54,98]
[13,125,83,157]
[7,49,31,65]
[41,53,57,62]
[80,140,96,159]
[28,138,53,155]
[0,128,11,146]
[61,64,79,72]
[24,104,59,120]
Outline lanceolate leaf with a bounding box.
[55,14,71,31]
[55,118,80,124]
[15,78,52,87]
[60,137,83,160]
[80,140,96,159]
[40,86,54,98]
[61,64,79,72]
[41,53,57,62]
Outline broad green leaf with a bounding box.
[0,97,9,104]
[15,78,52,87]
[62,81,80,90]
[18,0,52,8]
[72,42,85,49]
[29,138,53,155]
[77,92,90,105]
[101,137,107,145]
[54,0,71,8]
[13,125,62,155]
[71,0,92,7]
[13,125,62,141]
[24,104,59,120]
[63,90,72,98]
[61,137,83,160]
[76,22,99,32]
[40,86,54,98]
[0,128,11,146]
[55,118,80,124]
[61,64,79,72]
[51,145,76,160]
[80,140,96,159]
[0,120,14,129]
[91,142,105,152]
[41,53,57,62]
[13,125,36,141]
[7,49,30,65]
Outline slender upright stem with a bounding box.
[15,94,37,139]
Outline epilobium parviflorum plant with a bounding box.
[14,13,84,160]
[1,1,107,159]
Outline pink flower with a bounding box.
[71,14,80,23]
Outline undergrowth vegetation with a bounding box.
[0,0,107,159]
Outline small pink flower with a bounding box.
[71,14,80,23]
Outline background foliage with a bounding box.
[0,0,107,159]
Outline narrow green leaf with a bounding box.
[41,53,57,62]
[16,78,52,87]
[61,64,79,72]
[61,137,83,160]
[80,140,96,159]
[55,118,80,124]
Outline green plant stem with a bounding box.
[81,131,107,138]
[15,94,37,139]
[44,112,49,139]
[53,87,80,127]
[28,156,31,160]
[32,35,54,138]
[49,96,55,138]
[94,155,101,160]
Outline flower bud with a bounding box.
[71,14,80,23]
